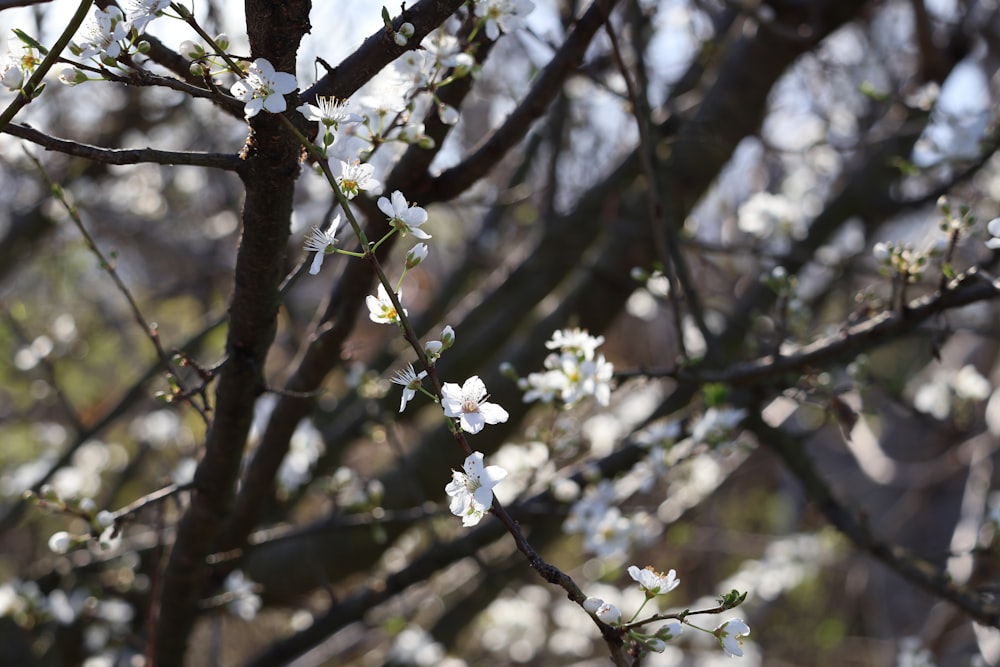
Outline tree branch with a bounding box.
[4,123,243,169]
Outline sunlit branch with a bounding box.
[5,122,243,169]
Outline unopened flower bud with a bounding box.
[452,53,474,77]
[595,602,622,625]
[645,638,667,653]
[425,340,443,363]
[214,33,230,51]
[438,103,459,125]
[399,22,415,38]
[656,620,683,641]
[48,531,72,554]
[394,32,408,46]
[180,40,203,59]
[59,68,86,86]
[189,62,206,77]
[406,242,428,268]
[872,242,891,262]
[440,325,455,349]
[137,40,151,54]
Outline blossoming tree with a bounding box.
[3,0,1000,665]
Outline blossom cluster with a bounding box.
[519,328,614,407]
[563,479,658,559]
[913,363,991,421]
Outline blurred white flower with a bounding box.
[737,192,805,251]
[224,570,262,621]
[473,0,535,40]
[522,328,614,407]
[691,407,747,446]
[986,218,1000,250]
[953,364,991,401]
[48,531,72,554]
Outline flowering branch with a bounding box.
[0,0,93,131]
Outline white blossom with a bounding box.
[75,7,128,60]
[441,376,509,434]
[297,96,359,129]
[594,600,621,625]
[336,160,380,199]
[715,618,751,658]
[627,565,679,597]
[123,0,170,34]
[444,451,507,526]
[391,364,427,413]
[474,0,535,40]
[224,570,262,621]
[987,218,1000,250]
[378,190,431,239]
[230,58,297,119]
[366,283,406,324]
[1,51,25,91]
[303,221,339,275]
[48,531,72,554]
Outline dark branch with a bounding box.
[4,123,243,170]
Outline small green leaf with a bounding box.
[702,383,729,407]
[12,29,48,55]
